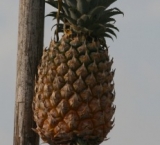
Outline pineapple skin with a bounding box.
[32,35,115,145]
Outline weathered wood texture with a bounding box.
[14,0,45,145]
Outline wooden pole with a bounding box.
[13,0,45,145]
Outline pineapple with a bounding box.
[32,0,123,145]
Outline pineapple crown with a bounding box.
[46,0,123,41]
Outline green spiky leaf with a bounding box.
[61,3,70,16]
[105,24,119,31]
[45,11,58,18]
[46,11,76,25]
[77,14,89,27]
[104,7,124,17]
[89,6,106,16]
[106,28,117,38]
[45,0,58,9]
[51,23,63,31]
[64,0,76,7]
[100,0,117,8]
[77,0,89,14]
[98,17,116,25]
[69,8,81,20]
[103,33,114,40]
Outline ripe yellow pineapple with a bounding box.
[32,0,123,145]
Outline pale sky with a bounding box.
[0,0,160,145]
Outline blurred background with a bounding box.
[0,0,160,144]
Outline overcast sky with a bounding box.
[0,0,160,145]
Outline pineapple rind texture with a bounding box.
[33,0,123,144]
[33,35,115,145]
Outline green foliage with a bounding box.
[45,0,123,40]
